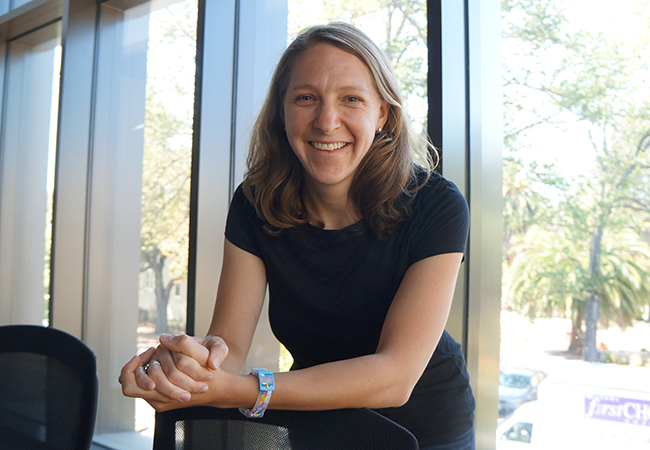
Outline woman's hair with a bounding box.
[243,22,435,241]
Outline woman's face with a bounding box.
[283,43,388,194]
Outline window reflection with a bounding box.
[0,22,61,327]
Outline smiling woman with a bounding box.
[282,43,389,224]
[245,23,433,241]
[120,22,476,450]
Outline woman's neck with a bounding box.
[303,181,361,230]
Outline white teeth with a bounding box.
[311,142,347,151]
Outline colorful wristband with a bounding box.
[239,367,275,418]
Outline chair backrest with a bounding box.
[154,406,419,450]
[0,324,99,450]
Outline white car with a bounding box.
[496,363,650,449]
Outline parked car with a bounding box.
[497,363,650,449]
[499,368,546,417]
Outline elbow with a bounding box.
[375,360,421,408]
[370,355,421,408]
[393,386,415,408]
[383,381,416,408]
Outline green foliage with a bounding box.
[502,0,650,356]
[140,87,192,278]
[505,226,650,328]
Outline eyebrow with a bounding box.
[288,84,371,94]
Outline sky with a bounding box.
[520,0,649,179]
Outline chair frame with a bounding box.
[154,405,420,449]
[0,324,99,450]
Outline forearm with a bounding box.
[206,352,416,411]
[271,354,414,410]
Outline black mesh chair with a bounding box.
[154,406,419,449]
[0,324,99,450]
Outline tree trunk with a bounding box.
[153,254,169,334]
[568,302,584,354]
[582,293,600,361]
[582,223,604,362]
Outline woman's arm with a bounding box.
[205,238,268,373]
[122,250,463,412]
[120,238,267,402]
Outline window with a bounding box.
[0,21,61,327]
[86,0,198,438]
[500,1,650,447]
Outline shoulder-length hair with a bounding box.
[243,22,435,241]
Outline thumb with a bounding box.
[203,336,229,370]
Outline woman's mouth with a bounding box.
[310,142,349,151]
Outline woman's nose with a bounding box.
[313,102,340,134]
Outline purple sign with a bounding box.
[585,394,650,427]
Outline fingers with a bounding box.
[159,334,210,364]
[171,350,214,382]
[141,353,194,402]
[156,345,209,395]
[119,347,155,390]
[119,349,182,403]
[134,347,157,391]
[203,335,230,370]
[158,334,214,382]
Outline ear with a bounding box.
[376,101,389,130]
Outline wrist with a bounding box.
[239,368,275,418]
[207,370,259,409]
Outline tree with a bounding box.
[140,0,197,333]
[502,0,650,359]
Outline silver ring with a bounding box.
[143,360,161,375]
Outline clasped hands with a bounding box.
[118,334,229,412]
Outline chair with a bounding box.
[154,406,419,449]
[0,324,99,450]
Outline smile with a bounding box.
[311,142,349,151]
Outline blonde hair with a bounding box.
[243,22,435,240]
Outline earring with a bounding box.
[377,127,382,133]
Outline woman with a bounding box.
[120,22,475,449]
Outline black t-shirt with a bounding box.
[225,172,475,446]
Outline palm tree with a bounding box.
[504,225,650,354]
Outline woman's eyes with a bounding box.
[294,95,364,104]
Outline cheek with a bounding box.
[283,112,304,138]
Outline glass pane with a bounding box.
[500,1,650,448]
[90,0,198,439]
[138,0,196,342]
[0,22,62,327]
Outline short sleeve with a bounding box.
[225,184,264,259]
[408,175,470,265]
